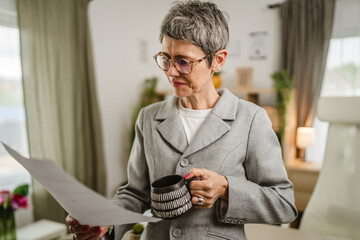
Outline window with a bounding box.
[321,37,360,97]
[0,24,33,226]
[307,37,360,162]
[307,0,360,162]
[0,25,30,186]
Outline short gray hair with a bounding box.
[159,0,229,66]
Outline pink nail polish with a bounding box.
[183,173,190,178]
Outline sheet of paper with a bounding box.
[2,143,160,226]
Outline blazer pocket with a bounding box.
[206,231,234,240]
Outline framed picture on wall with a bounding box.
[235,67,254,89]
[249,31,267,60]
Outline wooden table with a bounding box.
[245,224,356,240]
[285,159,322,212]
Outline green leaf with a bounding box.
[271,69,294,140]
[13,184,29,196]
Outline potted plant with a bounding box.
[130,77,160,150]
[0,184,29,240]
[271,70,294,141]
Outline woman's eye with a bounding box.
[161,57,170,68]
[177,59,189,67]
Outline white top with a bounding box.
[177,100,212,144]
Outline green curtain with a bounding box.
[280,0,335,128]
[17,0,106,222]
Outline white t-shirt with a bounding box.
[178,99,228,216]
[177,99,212,144]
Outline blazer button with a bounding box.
[224,217,232,223]
[180,158,189,167]
[172,228,181,238]
[238,219,245,224]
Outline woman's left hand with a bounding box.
[184,168,229,209]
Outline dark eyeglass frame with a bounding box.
[153,52,213,75]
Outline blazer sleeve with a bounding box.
[217,107,298,225]
[112,108,151,239]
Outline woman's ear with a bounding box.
[212,49,228,72]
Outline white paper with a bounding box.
[1,143,160,226]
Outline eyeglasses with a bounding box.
[153,52,212,75]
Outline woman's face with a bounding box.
[160,36,214,98]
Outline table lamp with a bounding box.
[296,127,315,161]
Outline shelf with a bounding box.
[230,87,275,94]
[230,87,275,105]
[286,158,322,173]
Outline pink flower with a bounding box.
[12,194,28,209]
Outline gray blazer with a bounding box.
[113,88,297,240]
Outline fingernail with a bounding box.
[183,173,190,178]
[94,226,101,233]
[72,221,79,227]
[82,226,89,231]
[99,228,103,233]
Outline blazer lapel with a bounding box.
[182,89,238,158]
[155,89,239,156]
[155,96,188,153]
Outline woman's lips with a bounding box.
[172,81,186,87]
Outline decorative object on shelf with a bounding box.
[127,223,144,240]
[235,67,253,89]
[296,127,315,161]
[0,184,29,240]
[130,77,161,150]
[231,87,274,105]
[213,71,222,89]
[271,70,294,140]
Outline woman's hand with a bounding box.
[184,168,229,209]
[65,215,108,240]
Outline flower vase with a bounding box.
[0,207,16,240]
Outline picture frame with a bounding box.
[249,31,267,60]
[235,67,254,89]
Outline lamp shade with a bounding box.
[296,127,315,149]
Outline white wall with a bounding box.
[88,0,283,197]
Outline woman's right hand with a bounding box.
[65,215,106,240]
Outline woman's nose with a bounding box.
[167,62,181,77]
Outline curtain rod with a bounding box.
[268,3,282,9]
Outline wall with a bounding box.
[88,0,283,197]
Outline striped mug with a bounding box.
[150,175,197,219]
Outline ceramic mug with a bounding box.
[150,175,197,219]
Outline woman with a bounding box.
[66,1,297,239]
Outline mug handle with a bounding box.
[185,176,201,191]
